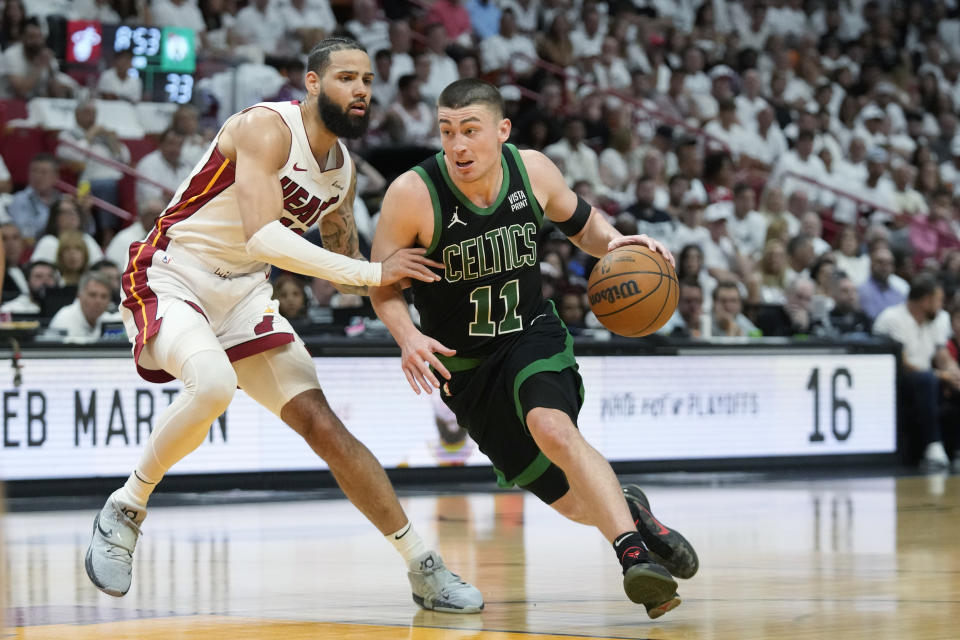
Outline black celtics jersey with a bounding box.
[410,143,547,360]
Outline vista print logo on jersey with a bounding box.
[508,190,528,212]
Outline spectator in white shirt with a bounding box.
[48,270,118,340]
[135,128,191,207]
[799,211,831,257]
[383,75,439,148]
[150,0,206,35]
[735,69,766,129]
[421,23,459,106]
[170,103,209,166]
[0,259,58,315]
[386,20,415,79]
[501,0,538,33]
[4,18,73,99]
[703,99,750,160]
[96,49,142,103]
[31,196,103,265]
[233,0,284,58]
[70,0,121,22]
[56,100,131,219]
[370,49,398,108]
[569,3,605,59]
[345,0,390,55]
[479,9,537,81]
[542,118,603,193]
[279,0,335,55]
[727,183,768,260]
[771,130,831,207]
[105,198,164,271]
[874,275,960,471]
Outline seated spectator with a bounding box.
[135,128,191,206]
[420,23,459,105]
[48,270,118,339]
[727,184,767,261]
[31,197,103,265]
[1,222,28,302]
[150,0,206,38]
[479,8,536,81]
[833,225,870,286]
[671,193,711,255]
[0,0,26,51]
[346,0,391,53]
[0,260,58,315]
[3,17,74,99]
[71,0,121,25]
[424,0,472,44]
[676,244,717,309]
[770,131,831,209]
[828,274,873,337]
[268,272,313,329]
[56,100,131,230]
[170,104,210,166]
[537,13,575,68]
[711,280,758,337]
[859,243,907,320]
[56,230,90,286]
[557,287,589,334]
[758,239,789,304]
[89,258,121,308]
[383,75,439,148]
[279,0,335,56]
[808,253,837,320]
[799,212,831,256]
[623,175,672,230]
[105,198,164,270]
[662,279,705,338]
[758,186,800,237]
[7,153,60,243]
[785,234,815,285]
[96,49,142,103]
[754,277,823,337]
[874,275,960,472]
[701,202,739,279]
[543,118,603,194]
[233,0,284,58]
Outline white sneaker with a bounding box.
[84,496,145,597]
[407,551,484,613]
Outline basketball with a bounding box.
[587,245,679,337]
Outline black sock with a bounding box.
[612,531,649,573]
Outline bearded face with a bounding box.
[317,89,370,139]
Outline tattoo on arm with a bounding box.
[320,169,368,296]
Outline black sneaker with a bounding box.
[622,561,681,619]
[623,484,699,579]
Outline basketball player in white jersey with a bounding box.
[85,37,483,613]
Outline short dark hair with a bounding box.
[26,260,57,278]
[397,73,418,92]
[713,280,740,301]
[437,78,503,118]
[307,37,366,76]
[909,273,942,301]
[30,152,57,166]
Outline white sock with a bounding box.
[122,469,158,506]
[387,522,429,567]
[924,441,949,464]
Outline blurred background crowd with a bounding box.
[0,0,960,464]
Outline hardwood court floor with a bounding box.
[4,473,960,639]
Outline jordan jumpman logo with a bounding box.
[448,205,467,228]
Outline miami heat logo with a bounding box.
[279,176,340,234]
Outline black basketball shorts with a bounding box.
[439,308,584,504]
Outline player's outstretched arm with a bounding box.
[370,171,455,395]
[521,149,675,267]
[231,109,441,287]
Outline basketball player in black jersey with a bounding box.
[371,79,699,618]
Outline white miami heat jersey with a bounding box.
[148,100,353,277]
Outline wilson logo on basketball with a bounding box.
[589,280,642,306]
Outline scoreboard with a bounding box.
[64,20,197,104]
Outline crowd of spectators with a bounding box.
[0,0,959,468]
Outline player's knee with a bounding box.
[526,408,577,453]
[182,352,237,412]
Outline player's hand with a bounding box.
[607,234,675,269]
[400,332,456,395]
[380,247,444,286]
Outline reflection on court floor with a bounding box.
[4,475,960,639]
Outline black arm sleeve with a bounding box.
[554,195,592,237]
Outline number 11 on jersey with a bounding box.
[469,279,522,336]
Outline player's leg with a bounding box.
[86,301,237,597]
[232,343,483,613]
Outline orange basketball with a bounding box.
[587,245,679,337]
